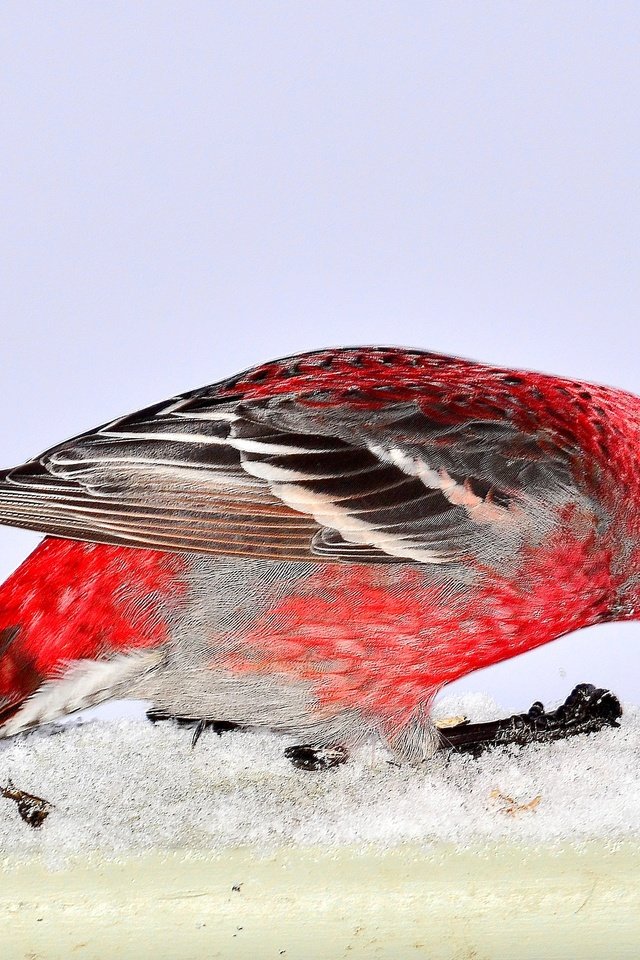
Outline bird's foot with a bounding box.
[439,683,622,757]
[284,744,349,771]
[146,709,240,747]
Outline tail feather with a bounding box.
[1,649,162,738]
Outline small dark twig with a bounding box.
[1,780,53,828]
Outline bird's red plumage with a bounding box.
[219,347,637,497]
[0,346,638,756]
[219,516,617,724]
[0,539,186,715]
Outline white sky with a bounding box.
[1,2,640,711]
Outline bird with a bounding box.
[0,345,634,765]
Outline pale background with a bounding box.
[1,2,639,714]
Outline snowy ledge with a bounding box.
[1,695,639,959]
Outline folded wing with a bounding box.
[0,378,585,566]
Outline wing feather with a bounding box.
[0,356,587,566]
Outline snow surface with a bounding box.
[0,693,638,864]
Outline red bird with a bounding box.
[0,347,634,763]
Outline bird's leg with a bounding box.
[147,709,347,767]
[439,683,622,757]
[284,744,349,771]
[146,708,240,746]
[150,683,622,770]
[284,682,621,770]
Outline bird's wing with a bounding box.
[0,384,586,565]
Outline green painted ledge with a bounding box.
[1,842,638,960]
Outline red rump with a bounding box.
[0,538,185,711]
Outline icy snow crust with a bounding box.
[0,694,637,862]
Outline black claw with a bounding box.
[191,719,207,749]
[146,709,241,745]
[189,718,239,748]
[440,683,622,757]
[284,744,349,771]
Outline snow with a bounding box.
[0,694,638,864]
